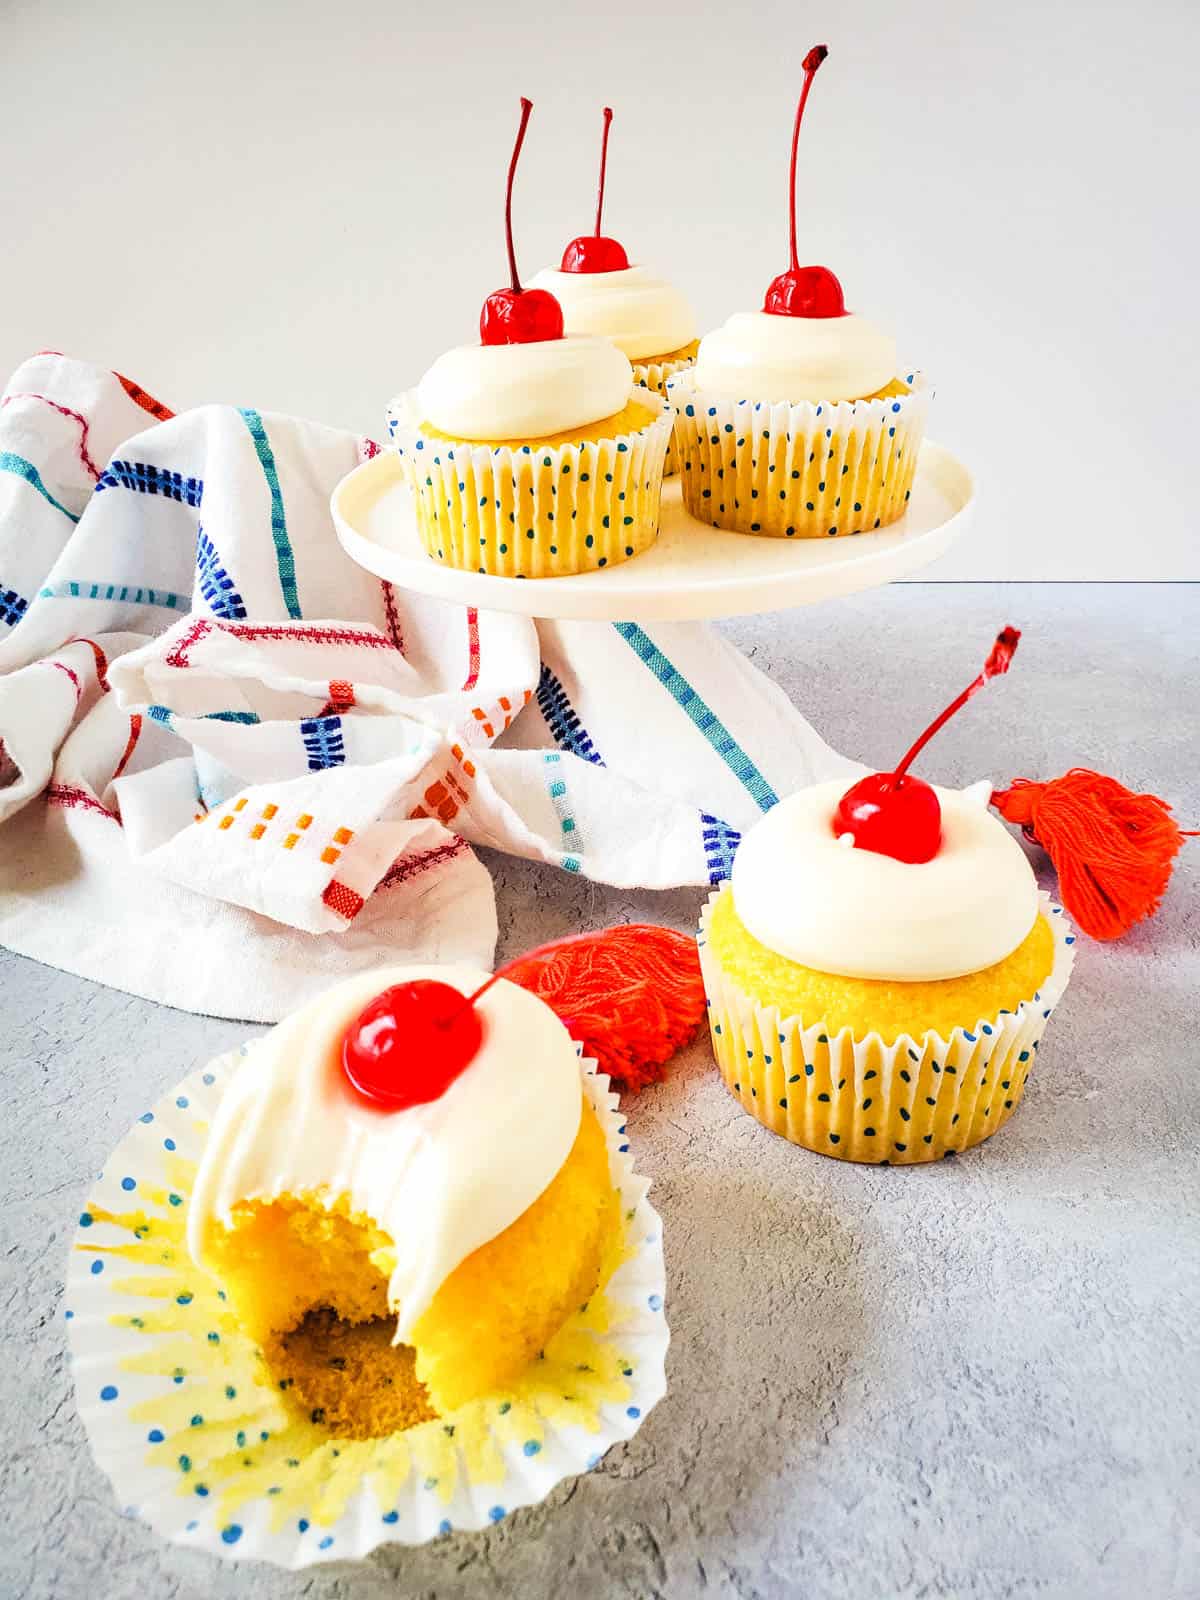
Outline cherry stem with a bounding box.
[892,627,1022,782]
[594,106,613,237]
[504,96,534,294]
[787,45,829,273]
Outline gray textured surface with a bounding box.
[2,583,1197,1600]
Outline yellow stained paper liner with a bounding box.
[66,1054,667,1568]
[667,369,931,539]
[387,386,673,577]
[698,889,1075,1165]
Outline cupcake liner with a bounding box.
[667,369,931,539]
[386,386,673,577]
[66,1050,667,1568]
[697,890,1075,1165]
[632,347,698,476]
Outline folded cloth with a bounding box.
[0,353,855,1021]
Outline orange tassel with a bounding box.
[991,769,1194,940]
[497,925,706,1092]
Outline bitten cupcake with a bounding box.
[188,964,621,1422]
[697,631,1075,1165]
[388,98,672,578]
[529,108,698,473]
[670,45,930,539]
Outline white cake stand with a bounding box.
[330,442,973,622]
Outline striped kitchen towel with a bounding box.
[0,351,855,1021]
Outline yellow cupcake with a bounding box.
[669,369,930,540]
[700,887,1074,1165]
[389,386,672,578]
[673,50,931,538]
[698,778,1076,1165]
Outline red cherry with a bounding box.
[560,107,630,274]
[342,979,485,1110]
[561,235,630,273]
[762,45,847,320]
[832,627,1023,863]
[763,265,845,318]
[480,287,564,345]
[480,97,566,347]
[833,772,943,864]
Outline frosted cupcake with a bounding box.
[188,964,620,1424]
[697,631,1075,1164]
[529,108,698,473]
[670,46,930,539]
[388,98,672,578]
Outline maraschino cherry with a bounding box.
[560,107,630,274]
[762,45,846,320]
[342,973,503,1110]
[833,628,1022,864]
[480,97,565,346]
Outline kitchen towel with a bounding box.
[0,352,854,1020]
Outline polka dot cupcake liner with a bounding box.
[667,370,931,539]
[386,386,673,577]
[697,889,1075,1165]
[65,1051,668,1568]
[631,348,698,476]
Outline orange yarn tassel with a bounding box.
[991,769,1195,940]
[497,925,706,1092]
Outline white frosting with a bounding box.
[694,311,896,404]
[731,779,1040,982]
[416,335,632,440]
[187,965,582,1341]
[527,264,696,363]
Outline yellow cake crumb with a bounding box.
[707,885,1055,1043]
[265,1310,436,1440]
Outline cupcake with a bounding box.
[68,964,669,1562]
[697,631,1075,1164]
[387,98,672,578]
[528,108,698,472]
[188,964,621,1421]
[670,45,930,539]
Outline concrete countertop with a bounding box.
[2,582,1197,1600]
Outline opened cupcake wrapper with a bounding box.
[65,1050,668,1569]
[697,889,1075,1165]
[386,386,673,577]
[666,370,931,539]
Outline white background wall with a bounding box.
[3,0,1197,579]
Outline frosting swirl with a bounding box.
[416,335,632,440]
[527,264,697,362]
[731,779,1039,982]
[694,311,896,403]
[188,965,582,1340]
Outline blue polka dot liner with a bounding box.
[667,369,931,541]
[697,888,1076,1165]
[629,347,698,476]
[386,385,674,580]
[64,1048,668,1567]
